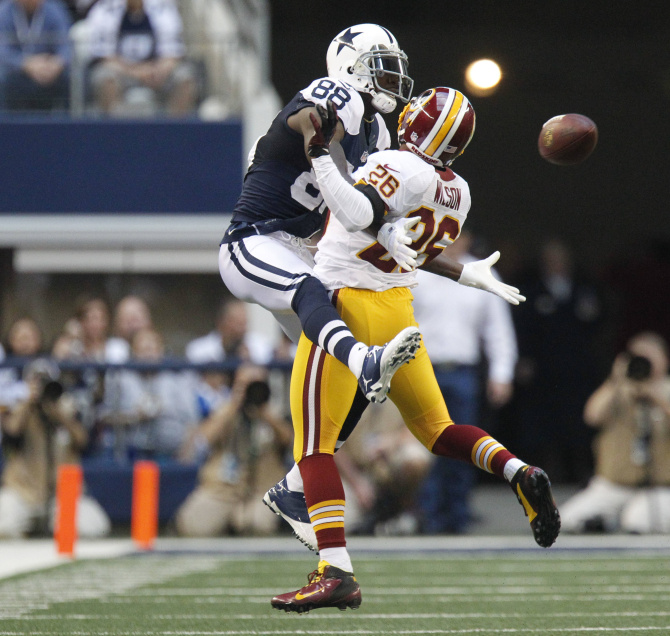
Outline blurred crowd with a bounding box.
[0,0,201,116]
[0,292,293,538]
[2,236,669,540]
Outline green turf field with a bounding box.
[0,549,669,635]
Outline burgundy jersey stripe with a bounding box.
[302,342,318,458]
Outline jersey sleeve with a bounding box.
[300,78,364,136]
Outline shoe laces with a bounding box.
[306,560,330,584]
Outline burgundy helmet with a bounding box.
[397,87,475,167]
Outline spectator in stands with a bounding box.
[0,317,44,426]
[63,0,95,21]
[0,358,110,538]
[0,0,72,112]
[174,364,292,537]
[51,298,123,437]
[186,298,274,421]
[0,341,22,429]
[186,298,274,366]
[411,231,518,534]
[74,296,116,360]
[98,326,198,462]
[509,238,605,483]
[2,316,44,358]
[86,0,198,117]
[51,317,84,360]
[560,331,670,534]
[52,297,117,362]
[106,294,153,363]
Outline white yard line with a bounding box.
[1,628,670,635]
[9,611,670,621]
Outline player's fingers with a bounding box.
[497,287,525,305]
[400,245,418,259]
[309,112,322,132]
[395,246,417,270]
[326,100,338,125]
[498,281,525,300]
[484,250,501,266]
[403,216,421,230]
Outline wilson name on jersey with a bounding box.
[224,78,391,242]
[314,149,471,291]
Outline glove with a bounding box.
[377,216,421,271]
[308,100,338,158]
[458,251,526,305]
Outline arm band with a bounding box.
[354,183,387,226]
[312,155,374,232]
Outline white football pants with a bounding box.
[219,232,316,343]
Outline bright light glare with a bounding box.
[465,59,502,96]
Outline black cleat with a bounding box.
[271,561,362,613]
[511,465,561,548]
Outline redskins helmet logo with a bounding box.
[406,89,436,124]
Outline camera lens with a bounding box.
[41,380,64,402]
[243,380,271,407]
[626,355,652,381]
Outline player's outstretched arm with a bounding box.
[422,250,526,306]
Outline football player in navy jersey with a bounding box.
[220,24,422,407]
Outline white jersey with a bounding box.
[314,149,471,291]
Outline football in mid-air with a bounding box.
[538,113,598,165]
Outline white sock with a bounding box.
[320,547,353,573]
[347,343,369,377]
[285,463,304,493]
[503,458,527,483]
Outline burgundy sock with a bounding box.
[299,453,347,550]
[432,424,516,480]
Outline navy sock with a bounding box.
[291,276,360,368]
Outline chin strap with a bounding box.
[370,91,397,114]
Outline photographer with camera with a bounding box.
[561,331,670,534]
[174,364,292,537]
[0,359,110,538]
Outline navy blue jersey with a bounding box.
[223,77,391,243]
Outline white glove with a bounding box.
[458,251,526,305]
[377,216,421,271]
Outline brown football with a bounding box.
[538,113,598,165]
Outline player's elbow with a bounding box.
[339,213,373,233]
[331,203,374,233]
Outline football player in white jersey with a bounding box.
[270,88,560,614]
[220,24,422,409]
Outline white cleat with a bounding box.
[358,326,421,403]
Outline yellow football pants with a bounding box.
[291,286,454,462]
